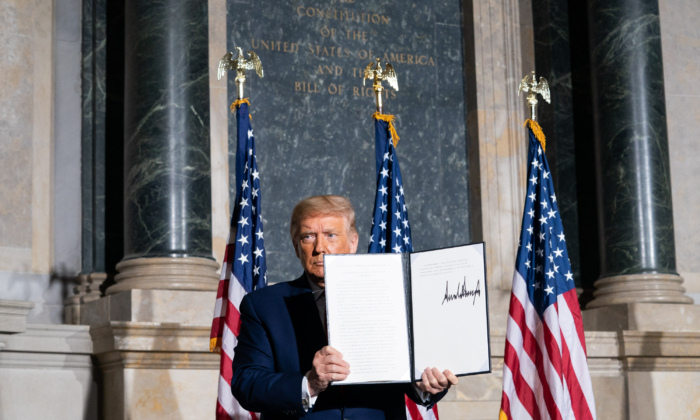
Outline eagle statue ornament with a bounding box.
[217,47,263,99]
[363,58,399,92]
[217,47,263,80]
[518,71,550,120]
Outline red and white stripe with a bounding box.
[405,395,439,420]
[211,241,258,420]
[500,271,596,420]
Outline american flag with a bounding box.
[499,121,596,420]
[210,100,267,420]
[367,114,439,420]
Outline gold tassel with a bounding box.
[372,112,401,148]
[210,337,221,354]
[524,119,546,152]
[230,98,253,120]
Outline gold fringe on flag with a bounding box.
[210,337,221,354]
[372,112,401,148]
[524,119,546,152]
[230,98,252,119]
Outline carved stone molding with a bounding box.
[588,274,693,308]
[107,257,219,295]
[64,273,108,324]
[0,299,35,334]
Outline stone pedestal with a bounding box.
[581,303,700,419]
[89,321,218,419]
[81,289,217,325]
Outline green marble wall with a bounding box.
[588,0,678,278]
[123,0,212,260]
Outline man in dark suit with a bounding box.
[231,195,458,419]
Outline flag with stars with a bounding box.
[211,100,266,420]
[367,114,439,420]
[499,121,596,420]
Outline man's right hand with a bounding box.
[307,346,350,397]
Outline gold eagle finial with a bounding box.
[218,47,264,99]
[518,71,550,121]
[363,58,398,92]
[363,58,398,113]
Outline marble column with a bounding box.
[107,0,218,294]
[586,0,692,307]
[65,0,109,323]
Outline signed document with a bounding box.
[324,243,490,385]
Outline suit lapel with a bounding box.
[284,275,327,373]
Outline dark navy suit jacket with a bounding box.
[231,275,446,419]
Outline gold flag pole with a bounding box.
[363,58,399,114]
[217,47,264,100]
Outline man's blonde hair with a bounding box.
[290,195,357,241]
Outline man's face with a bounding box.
[293,214,358,287]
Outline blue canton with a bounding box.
[368,119,413,254]
[231,103,266,293]
[515,129,575,318]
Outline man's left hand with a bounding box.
[416,368,459,394]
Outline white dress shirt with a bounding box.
[301,276,430,412]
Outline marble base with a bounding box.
[0,324,97,419]
[107,257,219,294]
[91,321,218,420]
[81,289,217,326]
[587,273,693,308]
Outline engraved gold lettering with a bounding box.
[328,83,344,94]
[407,54,413,64]
[428,57,435,66]
[296,7,389,24]
[296,82,321,93]
[418,55,427,65]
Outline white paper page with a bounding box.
[324,253,412,384]
[410,244,490,378]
